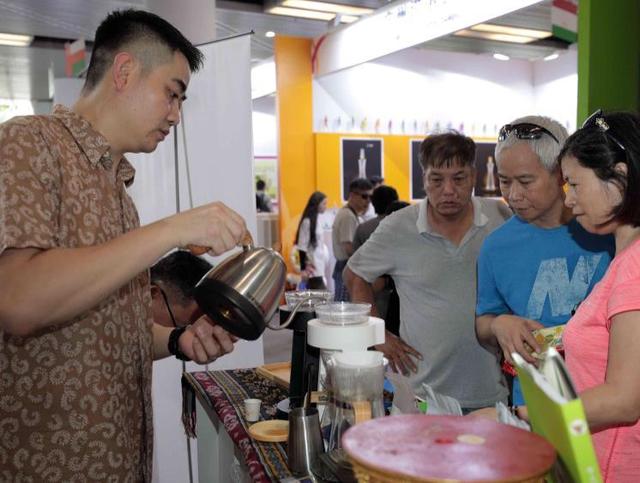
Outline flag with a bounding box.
[65,38,86,77]
[552,0,578,43]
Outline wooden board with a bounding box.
[255,361,291,389]
[248,420,289,443]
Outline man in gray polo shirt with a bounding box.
[345,132,511,410]
[332,177,373,301]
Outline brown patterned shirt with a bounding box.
[0,105,154,482]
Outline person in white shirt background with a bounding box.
[294,191,330,289]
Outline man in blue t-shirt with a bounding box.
[475,115,614,406]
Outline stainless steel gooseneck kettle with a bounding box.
[193,244,287,340]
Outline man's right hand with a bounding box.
[170,201,248,255]
[375,331,423,375]
[490,314,544,365]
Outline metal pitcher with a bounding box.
[193,245,287,340]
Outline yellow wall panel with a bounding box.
[275,36,314,266]
[315,133,424,208]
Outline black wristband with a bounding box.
[168,326,191,361]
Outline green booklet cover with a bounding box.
[513,349,602,483]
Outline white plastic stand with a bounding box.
[307,316,386,351]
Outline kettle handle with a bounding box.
[189,231,254,255]
[241,231,254,250]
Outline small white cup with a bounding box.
[244,398,261,422]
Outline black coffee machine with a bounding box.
[278,303,320,411]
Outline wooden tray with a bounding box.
[248,420,289,443]
[255,361,291,389]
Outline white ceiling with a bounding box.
[0,0,561,100]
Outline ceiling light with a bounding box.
[265,31,276,38]
[544,52,559,61]
[282,0,373,16]
[0,32,33,47]
[493,53,510,61]
[267,6,335,21]
[455,29,536,44]
[471,23,551,39]
[340,15,358,23]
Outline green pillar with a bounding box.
[577,0,640,124]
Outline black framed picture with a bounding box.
[474,142,500,197]
[410,139,425,200]
[341,138,383,201]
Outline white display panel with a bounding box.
[126,35,259,483]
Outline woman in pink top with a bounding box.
[560,110,640,482]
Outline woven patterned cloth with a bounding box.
[182,369,292,482]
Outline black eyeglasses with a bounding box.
[158,286,179,328]
[498,123,560,144]
[355,192,371,200]
[581,109,627,153]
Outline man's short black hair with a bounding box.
[256,179,266,191]
[348,177,373,193]
[84,9,204,92]
[150,250,212,303]
[371,185,398,215]
[419,131,476,170]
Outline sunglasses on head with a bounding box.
[581,109,627,153]
[498,123,560,144]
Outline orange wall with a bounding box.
[315,133,424,208]
[275,36,315,266]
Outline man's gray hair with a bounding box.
[495,115,568,171]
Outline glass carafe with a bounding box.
[326,351,385,451]
[318,349,338,445]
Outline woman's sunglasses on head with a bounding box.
[581,109,627,153]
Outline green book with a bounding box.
[513,349,602,483]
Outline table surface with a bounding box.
[183,369,293,483]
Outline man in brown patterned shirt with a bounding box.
[0,9,248,482]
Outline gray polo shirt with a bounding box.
[332,205,362,261]
[347,197,511,408]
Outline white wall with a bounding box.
[252,95,277,156]
[532,49,578,133]
[52,78,83,108]
[312,47,578,136]
[127,36,262,483]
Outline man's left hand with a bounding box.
[178,316,237,364]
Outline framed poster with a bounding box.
[340,138,383,201]
[474,142,500,197]
[410,139,425,201]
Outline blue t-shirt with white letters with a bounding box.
[476,216,614,404]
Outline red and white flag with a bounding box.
[552,0,578,43]
[65,38,86,77]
